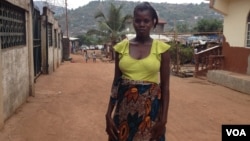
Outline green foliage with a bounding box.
[168,42,194,65]
[76,34,101,46]
[193,18,223,32]
[180,46,194,64]
[46,1,223,36]
[86,2,132,44]
[176,22,191,33]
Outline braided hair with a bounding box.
[133,2,159,29]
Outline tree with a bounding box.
[77,34,99,46]
[193,18,223,32]
[176,22,190,33]
[87,2,132,59]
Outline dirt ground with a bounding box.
[0,52,250,141]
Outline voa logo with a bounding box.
[226,129,247,136]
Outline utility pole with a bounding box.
[174,19,180,74]
[65,0,69,37]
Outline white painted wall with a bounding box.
[214,0,250,47]
[223,0,250,47]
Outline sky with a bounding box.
[36,0,208,9]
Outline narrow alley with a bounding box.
[0,54,250,141]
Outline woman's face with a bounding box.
[133,10,154,37]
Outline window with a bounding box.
[58,33,61,48]
[246,13,250,47]
[48,23,53,46]
[54,29,57,47]
[0,1,26,49]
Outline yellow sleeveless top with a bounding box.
[114,39,170,83]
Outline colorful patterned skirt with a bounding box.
[110,78,165,141]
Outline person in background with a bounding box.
[84,51,88,63]
[82,47,86,55]
[105,2,171,141]
[92,51,97,63]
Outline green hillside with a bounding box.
[35,1,223,36]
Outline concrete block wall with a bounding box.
[207,70,250,95]
[1,48,30,120]
[0,37,3,128]
[0,1,63,129]
[0,0,34,128]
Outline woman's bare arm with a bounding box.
[159,50,170,124]
[106,52,122,117]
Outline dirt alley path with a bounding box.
[0,53,250,141]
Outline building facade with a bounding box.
[209,0,250,74]
[0,0,64,128]
[206,0,250,95]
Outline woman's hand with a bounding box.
[150,121,166,141]
[106,115,119,141]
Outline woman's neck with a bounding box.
[134,36,152,44]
